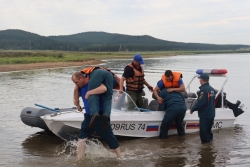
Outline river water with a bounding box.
[0,53,249,167]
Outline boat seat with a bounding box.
[146,100,159,111]
[141,90,146,96]
[184,92,197,109]
[185,99,194,109]
[142,97,149,109]
[181,91,188,98]
[187,92,197,98]
[190,99,197,109]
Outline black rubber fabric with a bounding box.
[102,114,109,130]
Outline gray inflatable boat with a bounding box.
[20,106,76,130]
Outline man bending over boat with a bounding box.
[74,66,120,130]
[72,72,121,160]
[153,70,185,104]
[155,88,187,139]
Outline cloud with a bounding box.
[0,0,249,44]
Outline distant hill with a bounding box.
[49,32,172,44]
[0,29,249,51]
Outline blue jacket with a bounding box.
[158,88,186,111]
[191,83,215,118]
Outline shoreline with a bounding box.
[0,60,104,72]
[1,50,249,72]
[0,54,174,73]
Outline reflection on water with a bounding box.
[197,144,216,167]
[0,53,250,166]
[22,131,64,157]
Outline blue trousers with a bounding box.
[199,118,214,143]
[88,69,113,117]
[159,106,186,138]
[78,113,119,149]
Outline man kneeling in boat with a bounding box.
[72,72,121,160]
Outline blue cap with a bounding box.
[198,73,209,79]
[133,54,144,65]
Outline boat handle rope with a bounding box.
[50,107,85,117]
[35,103,59,112]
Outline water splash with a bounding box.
[58,138,115,160]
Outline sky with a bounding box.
[0,0,250,45]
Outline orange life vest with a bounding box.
[125,63,145,91]
[161,72,182,88]
[81,66,120,90]
[81,67,99,77]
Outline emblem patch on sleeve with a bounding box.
[199,92,204,100]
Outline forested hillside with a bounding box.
[0,29,249,51]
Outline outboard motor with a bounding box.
[214,90,244,117]
[225,100,244,117]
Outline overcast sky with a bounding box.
[1,0,250,45]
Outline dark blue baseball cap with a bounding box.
[198,73,209,79]
[133,54,144,65]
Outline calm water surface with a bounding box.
[0,53,249,167]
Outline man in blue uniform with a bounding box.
[190,73,215,143]
[72,72,121,160]
[157,88,187,139]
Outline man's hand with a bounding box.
[77,105,83,112]
[74,99,80,107]
[167,88,175,93]
[148,85,153,92]
[85,91,90,99]
[157,97,164,104]
[119,88,123,94]
[74,100,82,111]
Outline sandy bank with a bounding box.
[0,60,103,72]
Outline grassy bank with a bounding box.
[0,50,250,65]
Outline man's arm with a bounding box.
[73,85,82,111]
[167,83,185,93]
[85,84,107,99]
[143,80,153,92]
[153,85,164,104]
[119,76,126,94]
[190,90,208,113]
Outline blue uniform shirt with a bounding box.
[191,83,215,118]
[158,88,186,111]
[79,83,103,115]
[157,78,183,89]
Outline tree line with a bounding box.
[0,29,249,51]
